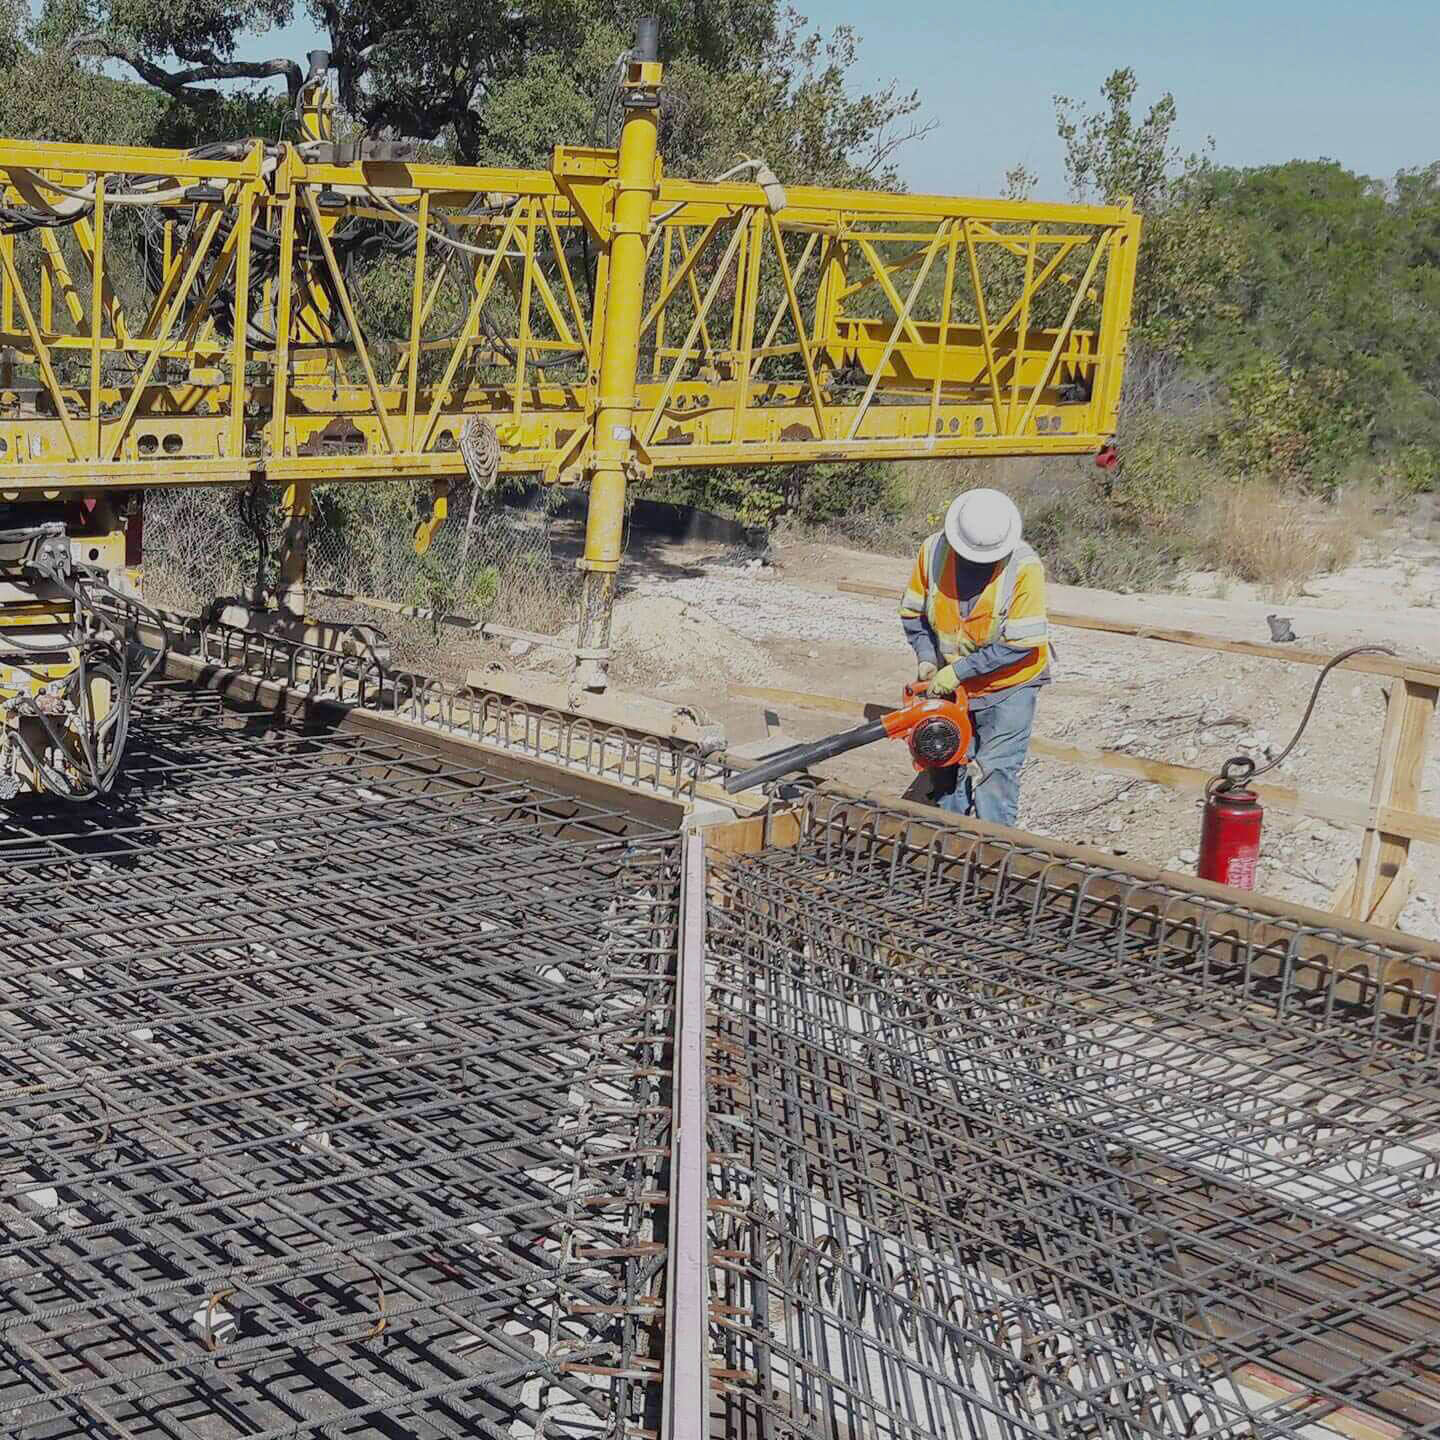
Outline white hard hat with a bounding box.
[944,488,1022,563]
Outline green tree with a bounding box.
[44,0,924,181]
[1055,68,1178,212]
[1051,68,1244,359]
[1194,160,1440,460]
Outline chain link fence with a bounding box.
[143,480,582,681]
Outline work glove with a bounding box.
[915,661,937,683]
[929,663,962,697]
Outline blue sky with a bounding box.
[237,0,1440,199]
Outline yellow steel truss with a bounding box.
[0,43,1139,692]
[0,138,1140,501]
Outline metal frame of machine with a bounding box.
[0,22,1140,795]
[0,126,1140,491]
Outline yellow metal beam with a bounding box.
[574,47,662,690]
[0,134,1139,491]
[0,68,1141,691]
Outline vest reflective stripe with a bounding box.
[927,534,948,599]
[921,538,1036,645]
[1002,615,1049,644]
[991,544,1027,636]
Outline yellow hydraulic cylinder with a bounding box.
[574,23,662,691]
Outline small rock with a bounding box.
[1107,816,1125,834]
[806,649,818,659]
[508,639,533,659]
[1182,745,1198,763]
[291,1119,333,1152]
[1199,730,1217,745]
[1164,856,1183,871]
[1179,848,1199,866]
[1117,731,1139,748]
[18,1184,60,1213]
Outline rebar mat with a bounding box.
[0,681,681,1440]
[705,801,1440,1440]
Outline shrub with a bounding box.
[1219,358,1364,492]
[1099,409,1208,526]
[655,460,894,531]
[1197,482,1373,598]
[1393,444,1440,495]
[1021,486,1184,593]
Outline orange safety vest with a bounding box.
[900,533,1050,699]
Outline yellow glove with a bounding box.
[915,661,937,683]
[929,663,962,697]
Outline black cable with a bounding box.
[1211,644,1396,793]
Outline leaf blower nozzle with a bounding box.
[722,717,890,794]
[722,684,973,795]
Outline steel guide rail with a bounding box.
[703,798,1440,1439]
[0,680,682,1439]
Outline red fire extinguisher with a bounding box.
[1199,763,1263,889]
[1194,643,1395,892]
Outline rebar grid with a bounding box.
[191,623,717,799]
[0,681,680,1440]
[704,799,1440,1440]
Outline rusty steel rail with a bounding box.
[0,679,681,1439]
[703,795,1440,1440]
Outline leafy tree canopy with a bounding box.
[20,0,924,185]
[1047,69,1440,487]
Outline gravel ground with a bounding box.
[631,572,903,648]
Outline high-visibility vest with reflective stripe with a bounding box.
[900,532,1050,698]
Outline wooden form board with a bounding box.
[1335,679,1439,923]
[837,578,1440,686]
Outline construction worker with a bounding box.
[899,488,1050,826]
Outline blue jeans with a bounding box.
[933,685,1038,827]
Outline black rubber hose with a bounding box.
[724,717,891,794]
[1212,643,1396,793]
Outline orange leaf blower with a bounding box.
[723,682,973,795]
